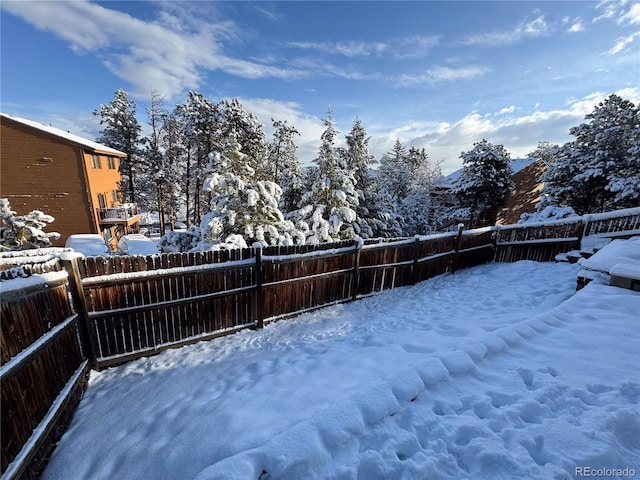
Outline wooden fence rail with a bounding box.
[2,205,639,479]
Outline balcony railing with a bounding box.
[97,203,139,223]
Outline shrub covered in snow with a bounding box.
[519,205,579,224]
[0,198,60,251]
[158,226,202,253]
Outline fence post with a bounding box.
[352,238,362,301]
[452,223,465,274]
[60,255,97,369]
[578,214,589,249]
[254,246,264,329]
[492,225,500,262]
[412,235,420,284]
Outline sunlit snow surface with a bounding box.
[42,261,640,480]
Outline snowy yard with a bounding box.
[42,261,639,480]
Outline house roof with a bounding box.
[1,112,126,157]
[496,159,547,225]
[437,157,536,188]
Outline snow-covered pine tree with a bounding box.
[542,94,640,213]
[376,139,410,208]
[343,118,401,238]
[216,98,270,181]
[0,199,60,251]
[178,92,220,224]
[527,141,559,167]
[139,90,186,234]
[268,119,304,213]
[158,107,188,229]
[94,89,143,203]
[198,134,304,249]
[400,147,443,235]
[288,109,359,243]
[452,139,513,226]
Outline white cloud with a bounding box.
[395,66,491,87]
[498,106,516,115]
[594,0,640,25]
[623,2,640,24]
[608,31,640,54]
[288,40,387,58]
[287,35,439,59]
[1,0,301,100]
[461,15,549,46]
[568,20,585,32]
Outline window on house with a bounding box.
[91,154,102,169]
[97,193,107,209]
[107,156,116,169]
[111,189,120,205]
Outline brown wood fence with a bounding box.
[582,207,640,239]
[1,269,88,480]
[68,249,258,370]
[494,219,583,262]
[2,205,639,479]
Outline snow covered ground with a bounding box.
[42,261,639,480]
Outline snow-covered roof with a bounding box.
[1,112,126,157]
[438,157,536,188]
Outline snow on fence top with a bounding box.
[80,257,256,286]
[262,244,357,261]
[0,270,68,294]
[496,217,582,230]
[582,206,640,222]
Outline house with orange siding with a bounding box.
[0,113,140,250]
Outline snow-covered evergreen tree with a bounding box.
[527,141,559,167]
[537,143,583,211]
[158,107,188,228]
[138,91,187,234]
[198,134,304,248]
[179,92,220,224]
[342,118,375,238]
[268,119,304,213]
[217,98,270,181]
[94,89,143,203]
[288,109,359,243]
[375,140,444,236]
[376,140,410,208]
[541,94,640,213]
[0,199,60,251]
[452,139,513,225]
[400,147,443,235]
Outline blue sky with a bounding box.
[1,1,639,174]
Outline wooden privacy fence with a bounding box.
[1,205,639,479]
[66,229,498,371]
[494,206,640,262]
[66,249,259,370]
[1,266,88,480]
